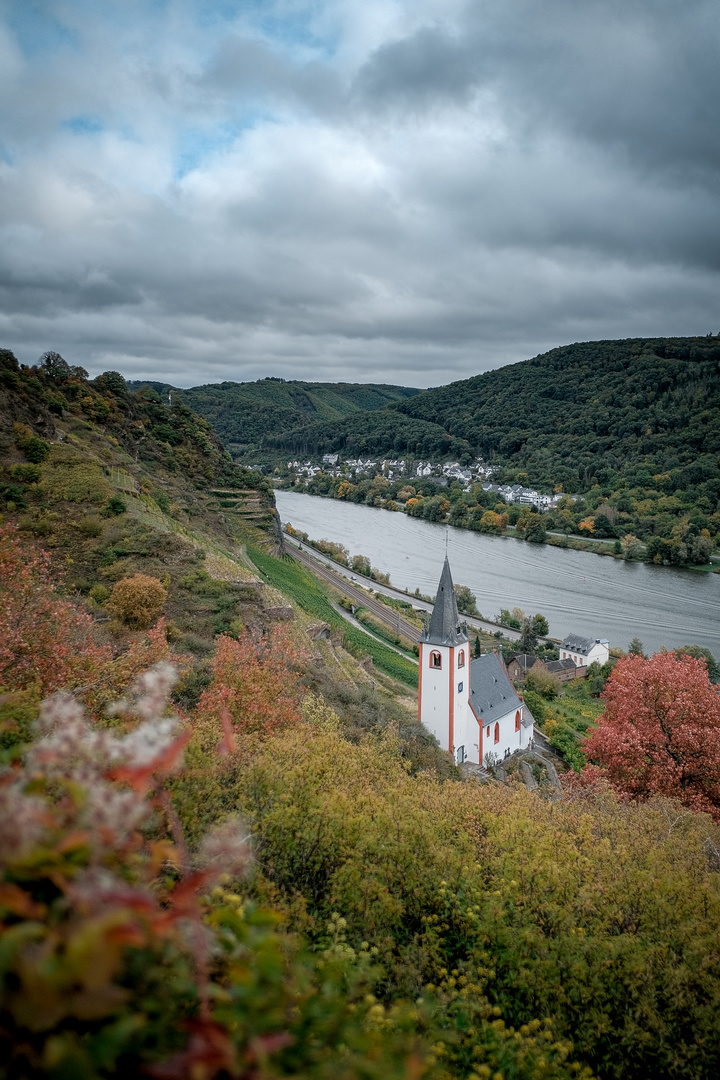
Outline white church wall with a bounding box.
[418,642,470,757]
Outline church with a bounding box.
[418,559,534,766]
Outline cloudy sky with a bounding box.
[1,0,718,388]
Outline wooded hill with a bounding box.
[4,347,720,1080]
[129,376,421,452]
[0,344,422,715]
[269,337,720,493]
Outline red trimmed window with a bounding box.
[430,651,442,669]
[486,726,490,737]
[494,722,500,744]
[458,649,465,668]
[515,710,521,732]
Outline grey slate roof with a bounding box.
[508,653,542,673]
[469,652,525,724]
[545,658,578,674]
[421,557,469,647]
[561,633,609,655]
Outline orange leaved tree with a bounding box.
[0,524,111,695]
[197,629,306,739]
[582,651,720,820]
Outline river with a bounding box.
[275,489,720,656]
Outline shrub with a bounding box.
[525,666,560,699]
[106,573,167,629]
[15,432,50,463]
[520,687,547,724]
[103,495,127,516]
[9,464,42,485]
[0,524,111,695]
[78,515,103,537]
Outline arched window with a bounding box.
[486,726,490,738]
[458,649,465,668]
[515,710,521,732]
[430,651,442,669]
[494,722,500,744]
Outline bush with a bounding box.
[525,666,560,699]
[521,687,547,724]
[16,433,50,463]
[106,573,167,628]
[103,495,127,516]
[9,464,42,485]
[78,515,103,537]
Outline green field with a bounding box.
[247,546,419,689]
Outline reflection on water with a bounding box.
[275,489,720,655]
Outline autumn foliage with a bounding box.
[107,572,168,628]
[0,524,111,695]
[197,628,307,738]
[582,651,720,819]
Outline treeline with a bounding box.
[271,337,720,483]
[129,376,421,449]
[292,468,719,567]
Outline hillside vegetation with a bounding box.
[277,338,720,565]
[271,337,720,486]
[3,348,720,1079]
[129,377,421,454]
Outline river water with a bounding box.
[275,489,720,656]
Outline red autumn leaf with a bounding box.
[167,871,211,915]
[582,651,720,819]
[217,707,236,757]
[0,883,46,919]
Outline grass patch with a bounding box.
[248,545,418,689]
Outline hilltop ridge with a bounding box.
[266,336,720,491]
[128,376,421,455]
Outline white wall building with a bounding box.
[560,634,609,668]
[418,559,534,766]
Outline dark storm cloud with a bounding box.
[0,0,718,386]
[353,27,480,109]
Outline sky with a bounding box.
[0,0,718,389]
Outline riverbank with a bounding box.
[276,484,720,574]
[284,530,529,643]
[274,489,720,655]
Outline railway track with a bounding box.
[290,546,422,643]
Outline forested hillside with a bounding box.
[129,376,421,452]
[4,347,720,1079]
[271,337,720,490]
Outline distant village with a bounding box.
[284,454,565,512]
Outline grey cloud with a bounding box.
[0,0,718,388]
[202,35,344,116]
[352,27,481,109]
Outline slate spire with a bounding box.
[421,557,469,647]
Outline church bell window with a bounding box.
[430,651,442,669]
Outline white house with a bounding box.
[418,559,534,766]
[560,633,609,669]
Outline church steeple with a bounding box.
[421,557,468,647]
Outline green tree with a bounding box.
[454,584,478,615]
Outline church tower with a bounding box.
[418,558,473,763]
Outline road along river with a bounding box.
[275,490,720,657]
